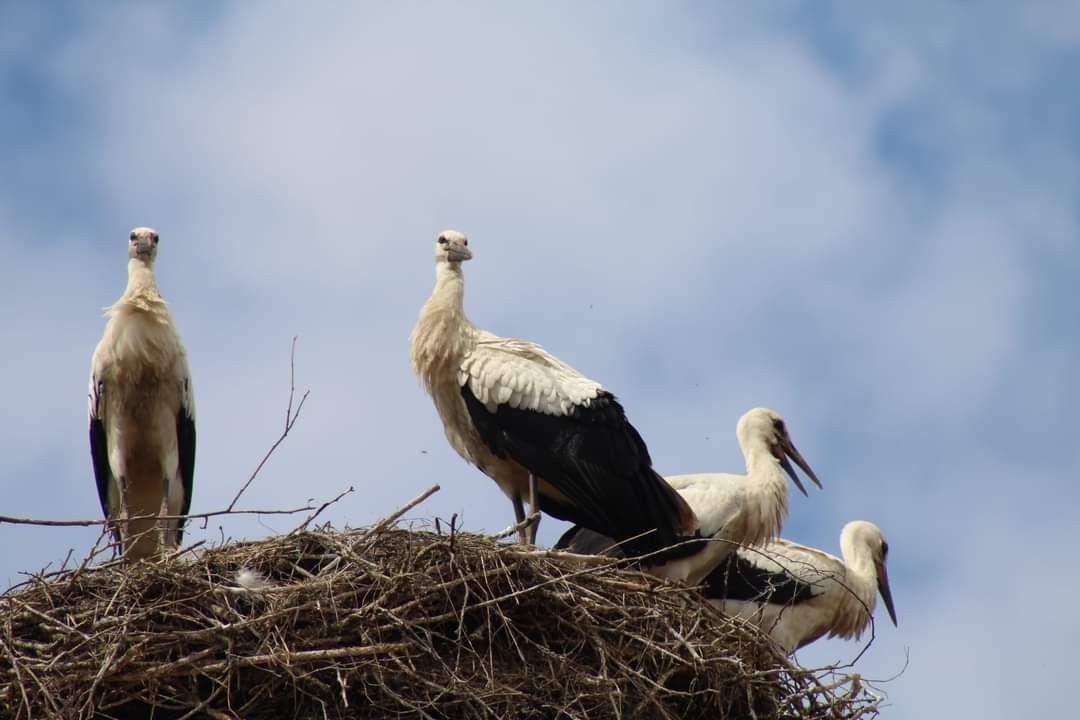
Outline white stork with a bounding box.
[704,520,898,654]
[557,407,822,582]
[409,230,699,561]
[88,227,196,561]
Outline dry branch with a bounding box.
[227,335,310,511]
[0,505,332,529]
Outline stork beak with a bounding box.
[447,244,472,262]
[876,559,898,626]
[136,237,155,256]
[777,436,822,497]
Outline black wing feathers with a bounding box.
[703,552,818,605]
[554,525,626,557]
[176,405,196,545]
[462,386,697,559]
[561,526,818,607]
[89,415,112,519]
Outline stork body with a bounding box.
[410,230,698,560]
[557,408,821,582]
[89,227,195,561]
[705,520,898,654]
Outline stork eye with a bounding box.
[773,419,786,434]
[130,232,137,241]
[437,236,448,245]
[881,541,889,557]
[463,239,468,246]
[152,235,159,245]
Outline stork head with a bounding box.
[842,520,899,627]
[434,230,472,264]
[736,407,822,496]
[128,227,160,265]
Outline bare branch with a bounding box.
[489,510,541,541]
[226,336,310,512]
[0,505,326,528]
[290,486,356,534]
[358,484,440,541]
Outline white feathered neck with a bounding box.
[108,258,171,323]
[828,526,880,641]
[738,433,789,547]
[95,257,181,374]
[723,433,788,550]
[410,262,478,394]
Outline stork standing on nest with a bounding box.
[557,407,822,581]
[88,227,196,561]
[410,230,699,563]
[704,520,898,654]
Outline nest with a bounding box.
[0,522,881,720]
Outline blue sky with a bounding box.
[2,3,1078,717]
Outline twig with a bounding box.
[304,485,439,576]
[226,335,310,511]
[291,486,356,534]
[359,484,440,541]
[0,505,326,528]
[500,547,615,567]
[489,510,541,541]
[106,643,412,681]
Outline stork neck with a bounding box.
[840,537,879,610]
[743,443,784,487]
[431,262,466,313]
[122,259,160,301]
[421,263,472,336]
[739,444,789,543]
[840,534,876,580]
[411,262,476,389]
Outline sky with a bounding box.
[2,2,1078,716]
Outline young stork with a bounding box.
[88,227,196,561]
[704,520,898,654]
[557,407,822,583]
[410,230,698,559]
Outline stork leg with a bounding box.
[511,493,529,544]
[159,487,171,552]
[525,473,540,545]
[117,474,131,557]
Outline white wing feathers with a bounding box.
[664,473,746,536]
[665,472,742,492]
[87,357,102,423]
[740,539,843,587]
[458,333,602,416]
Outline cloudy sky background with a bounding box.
[2,2,1078,716]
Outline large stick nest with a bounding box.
[1,524,880,719]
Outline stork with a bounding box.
[88,227,196,561]
[409,230,699,562]
[557,407,822,582]
[704,520,898,654]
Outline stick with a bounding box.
[227,336,310,511]
[290,486,355,534]
[489,510,541,541]
[360,484,440,540]
[0,505,325,528]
